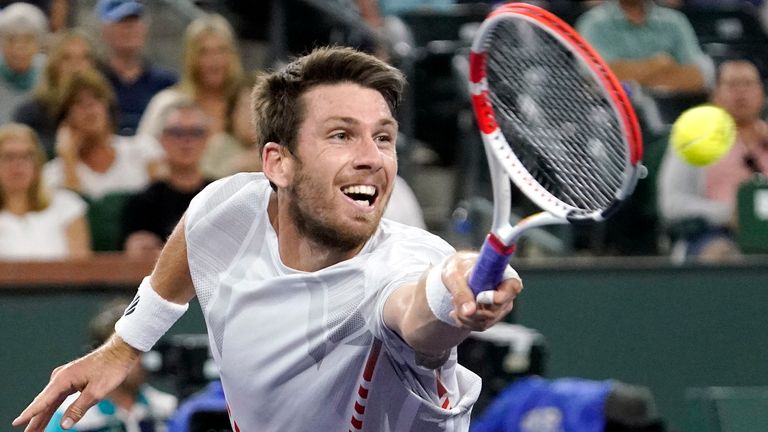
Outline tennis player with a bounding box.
[14,46,522,432]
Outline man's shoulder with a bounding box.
[142,62,178,87]
[648,3,694,26]
[576,1,616,26]
[186,173,269,226]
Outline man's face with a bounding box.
[102,15,146,55]
[284,83,398,251]
[714,62,765,125]
[160,108,209,170]
[1,32,40,73]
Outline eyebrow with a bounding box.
[323,116,397,128]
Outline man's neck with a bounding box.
[167,166,205,192]
[109,53,144,82]
[268,193,364,272]
[618,0,649,25]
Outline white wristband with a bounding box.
[115,277,189,352]
[425,258,460,327]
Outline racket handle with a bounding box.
[468,235,516,296]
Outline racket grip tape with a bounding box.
[468,235,516,296]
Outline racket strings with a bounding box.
[485,20,628,213]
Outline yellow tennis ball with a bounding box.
[670,105,736,167]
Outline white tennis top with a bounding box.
[185,173,481,432]
[0,189,86,260]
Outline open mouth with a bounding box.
[341,184,378,207]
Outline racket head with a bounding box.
[468,3,644,228]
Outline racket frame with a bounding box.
[467,3,644,295]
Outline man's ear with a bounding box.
[262,142,293,188]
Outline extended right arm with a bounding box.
[13,219,194,432]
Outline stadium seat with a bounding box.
[84,191,133,252]
[736,175,768,254]
[683,6,768,80]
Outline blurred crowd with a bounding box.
[0,0,767,267]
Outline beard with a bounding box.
[287,165,385,253]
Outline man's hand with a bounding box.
[443,251,523,331]
[12,335,140,431]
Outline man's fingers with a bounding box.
[61,390,98,430]
[14,383,65,427]
[21,394,63,432]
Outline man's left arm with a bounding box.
[383,251,522,361]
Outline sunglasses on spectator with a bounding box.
[0,151,35,163]
[162,126,207,139]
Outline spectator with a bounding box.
[576,0,712,94]
[137,13,243,143]
[658,59,768,260]
[0,2,48,124]
[43,68,163,251]
[45,298,177,432]
[96,0,177,136]
[200,73,261,179]
[166,380,227,432]
[121,99,213,258]
[0,123,90,261]
[0,0,71,32]
[12,29,96,159]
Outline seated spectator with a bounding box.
[43,68,163,251]
[471,376,665,432]
[0,0,71,32]
[0,2,48,124]
[658,59,768,261]
[45,298,177,432]
[200,73,261,179]
[0,123,90,261]
[12,29,96,159]
[166,380,227,432]
[96,0,177,135]
[121,99,213,258]
[137,13,243,143]
[576,0,712,94]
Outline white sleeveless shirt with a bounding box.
[185,173,481,432]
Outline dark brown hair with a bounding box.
[251,46,406,155]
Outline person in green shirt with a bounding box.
[576,0,712,94]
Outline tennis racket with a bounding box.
[467,3,645,298]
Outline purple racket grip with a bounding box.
[468,234,516,296]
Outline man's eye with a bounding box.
[375,135,394,146]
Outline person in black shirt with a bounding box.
[121,98,212,257]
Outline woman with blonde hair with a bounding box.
[137,13,244,142]
[12,28,97,159]
[0,123,90,260]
